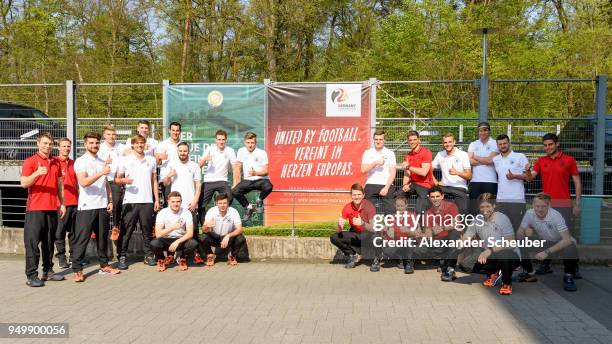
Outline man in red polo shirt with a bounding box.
[54,138,79,269]
[530,133,582,235]
[20,132,66,287]
[395,130,433,214]
[330,183,377,270]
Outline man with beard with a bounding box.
[431,133,472,213]
[54,138,78,269]
[72,132,121,282]
[231,132,273,222]
[156,121,181,203]
[20,132,66,287]
[198,130,238,223]
[115,134,160,269]
[98,125,125,242]
[394,130,433,214]
[163,142,203,264]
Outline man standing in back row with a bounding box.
[361,130,396,214]
[394,130,433,214]
[468,121,498,214]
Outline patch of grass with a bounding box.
[244,221,338,237]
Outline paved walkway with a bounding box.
[1,257,612,344]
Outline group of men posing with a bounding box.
[331,122,582,295]
[20,120,273,286]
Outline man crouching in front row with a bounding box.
[152,191,199,272]
[330,183,381,271]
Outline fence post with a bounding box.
[369,78,377,136]
[66,80,76,159]
[593,75,607,195]
[0,187,3,227]
[507,124,512,140]
[478,75,488,123]
[291,191,296,237]
[162,80,170,140]
[459,124,464,142]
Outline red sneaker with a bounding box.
[205,254,215,267]
[110,226,120,241]
[73,271,85,282]
[156,260,166,272]
[483,273,499,287]
[228,254,238,266]
[162,255,174,267]
[194,253,205,265]
[178,258,188,271]
[499,284,513,295]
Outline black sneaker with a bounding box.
[117,256,128,270]
[404,260,414,274]
[41,269,65,281]
[256,198,264,214]
[516,271,538,283]
[535,264,553,275]
[344,254,357,269]
[370,258,381,272]
[441,267,456,282]
[144,255,157,266]
[58,255,70,269]
[563,273,577,292]
[396,259,405,270]
[26,277,44,287]
[242,206,254,222]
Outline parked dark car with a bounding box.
[0,102,64,160]
[558,114,612,166]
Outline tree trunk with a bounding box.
[180,0,192,83]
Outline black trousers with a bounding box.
[109,182,124,227]
[526,240,579,275]
[198,232,246,256]
[54,205,77,257]
[497,202,532,272]
[198,181,232,224]
[151,237,199,260]
[118,203,154,257]
[364,184,394,215]
[330,230,383,259]
[410,230,461,270]
[394,183,430,214]
[439,186,469,214]
[160,183,172,207]
[24,210,57,279]
[72,208,110,272]
[468,182,498,214]
[472,250,520,285]
[232,179,273,208]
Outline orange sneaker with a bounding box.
[228,254,238,266]
[156,260,166,272]
[73,271,84,282]
[178,258,188,271]
[90,232,96,240]
[483,273,499,287]
[194,253,205,265]
[99,265,121,275]
[205,254,215,267]
[110,226,120,241]
[162,255,174,267]
[499,284,513,295]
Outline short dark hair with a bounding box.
[215,130,227,139]
[477,193,496,207]
[350,183,364,193]
[395,196,408,204]
[542,133,559,143]
[138,120,150,128]
[407,130,419,138]
[496,134,510,142]
[177,142,189,150]
[215,193,229,202]
[59,137,72,144]
[373,129,385,137]
[428,185,443,195]
[167,191,182,199]
[83,132,101,141]
[169,121,181,130]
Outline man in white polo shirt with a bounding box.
[124,120,158,157]
[198,193,245,266]
[115,134,160,269]
[198,129,238,224]
[232,132,273,222]
[517,193,580,292]
[98,125,125,241]
[468,121,499,213]
[151,191,199,272]
[361,129,396,214]
[155,121,181,203]
[72,132,121,282]
[493,134,535,281]
[432,132,472,213]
